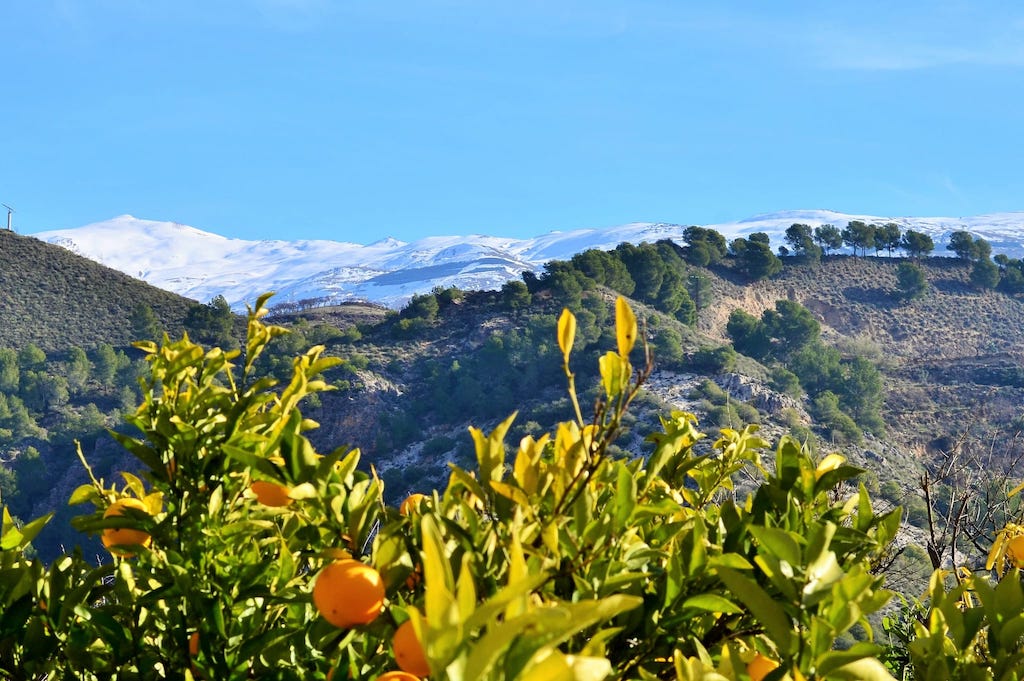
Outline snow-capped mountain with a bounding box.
[31,210,1024,310]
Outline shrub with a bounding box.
[769,366,802,398]
[691,345,738,373]
[895,262,928,300]
[5,294,1022,680]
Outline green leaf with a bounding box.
[708,553,754,570]
[462,574,549,633]
[222,444,281,479]
[107,430,164,473]
[13,513,53,549]
[805,521,837,567]
[814,465,866,495]
[465,596,640,681]
[681,593,744,614]
[614,464,636,528]
[68,484,99,506]
[716,567,793,653]
[823,656,898,680]
[815,643,885,675]
[749,526,802,567]
[0,525,23,551]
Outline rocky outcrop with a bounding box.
[714,373,804,416]
[307,369,405,461]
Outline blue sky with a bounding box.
[4,1,1024,242]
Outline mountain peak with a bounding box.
[31,210,1024,310]
[369,236,406,248]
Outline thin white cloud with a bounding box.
[939,174,966,203]
[810,29,1024,70]
[627,4,1024,71]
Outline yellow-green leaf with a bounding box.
[599,352,630,397]
[68,484,99,506]
[287,482,318,500]
[469,411,516,483]
[824,657,898,680]
[615,297,637,358]
[457,554,477,625]
[557,308,577,364]
[421,515,459,629]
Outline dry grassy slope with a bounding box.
[705,255,1024,450]
[0,230,194,351]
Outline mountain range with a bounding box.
[32,209,1024,310]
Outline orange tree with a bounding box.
[881,518,1024,680]
[0,292,966,680]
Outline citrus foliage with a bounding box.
[0,293,1021,679]
[881,523,1024,680]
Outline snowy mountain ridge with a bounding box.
[31,210,1024,309]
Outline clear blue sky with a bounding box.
[4,1,1023,243]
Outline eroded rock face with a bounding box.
[643,371,705,412]
[307,369,405,463]
[644,370,806,421]
[714,373,804,417]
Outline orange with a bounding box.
[102,498,152,556]
[313,559,386,628]
[374,672,420,681]
[189,632,199,657]
[747,653,780,681]
[399,494,427,516]
[392,619,430,676]
[251,480,293,507]
[1007,535,1024,568]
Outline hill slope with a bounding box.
[0,229,194,351]
[298,254,1024,497]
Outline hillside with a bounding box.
[284,252,1023,601]
[707,256,1024,445]
[2,237,1022,587]
[0,229,194,351]
[298,255,1024,463]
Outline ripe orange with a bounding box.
[392,619,430,676]
[374,672,420,681]
[1007,535,1024,568]
[399,494,427,516]
[250,480,293,507]
[101,498,152,556]
[313,559,386,628]
[747,653,780,681]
